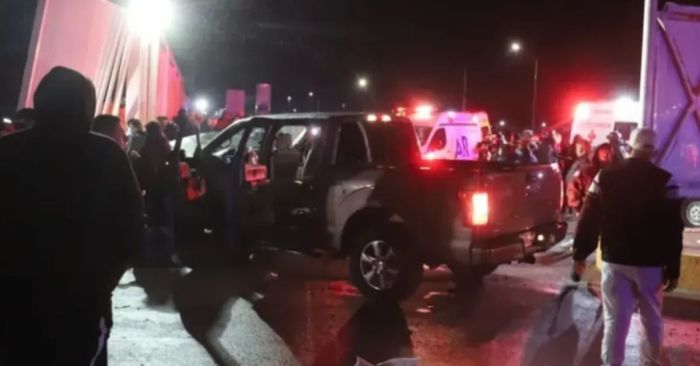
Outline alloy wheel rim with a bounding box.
[359,240,400,291]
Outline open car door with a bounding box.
[175,124,247,264]
[175,121,275,264]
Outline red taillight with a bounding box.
[472,192,489,226]
[462,191,489,226]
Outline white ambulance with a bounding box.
[570,98,641,146]
[417,111,489,161]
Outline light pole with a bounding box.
[307,91,318,112]
[461,65,468,111]
[509,41,539,131]
[287,95,293,112]
[357,76,374,110]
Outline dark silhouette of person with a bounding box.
[12,107,36,131]
[93,114,127,150]
[137,122,173,225]
[174,108,195,137]
[133,122,181,265]
[126,118,147,154]
[0,66,144,365]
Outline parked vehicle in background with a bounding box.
[415,111,490,161]
[570,99,641,147]
[640,2,700,227]
[176,113,566,300]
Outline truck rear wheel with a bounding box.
[684,200,700,227]
[349,228,423,300]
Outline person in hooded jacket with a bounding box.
[567,143,613,213]
[0,67,144,365]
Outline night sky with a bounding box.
[2,0,700,129]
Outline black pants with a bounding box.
[1,314,110,366]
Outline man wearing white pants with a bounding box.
[573,128,684,366]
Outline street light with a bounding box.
[508,41,539,130]
[308,91,314,98]
[509,41,522,54]
[194,97,209,114]
[127,0,174,39]
[287,95,293,111]
[357,77,369,89]
[499,120,507,127]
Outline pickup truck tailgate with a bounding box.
[437,161,563,238]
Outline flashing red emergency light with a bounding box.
[413,104,435,120]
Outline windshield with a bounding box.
[415,126,432,146]
[365,121,422,166]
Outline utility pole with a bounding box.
[640,0,659,128]
[531,58,539,131]
[461,66,468,111]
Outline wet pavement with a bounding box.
[110,235,700,366]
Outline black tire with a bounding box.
[683,199,700,228]
[448,263,498,288]
[348,227,423,300]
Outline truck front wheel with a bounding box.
[349,228,423,300]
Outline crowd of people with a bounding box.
[475,127,635,215]
[475,128,562,164]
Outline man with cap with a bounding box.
[0,67,144,365]
[572,128,684,366]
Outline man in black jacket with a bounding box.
[573,128,684,366]
[0,67,144,365]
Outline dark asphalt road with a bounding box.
[110,233,700,366]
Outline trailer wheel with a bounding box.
[349,227,423,300]
[684,200,700,227]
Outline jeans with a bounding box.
[601,261,664,366]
